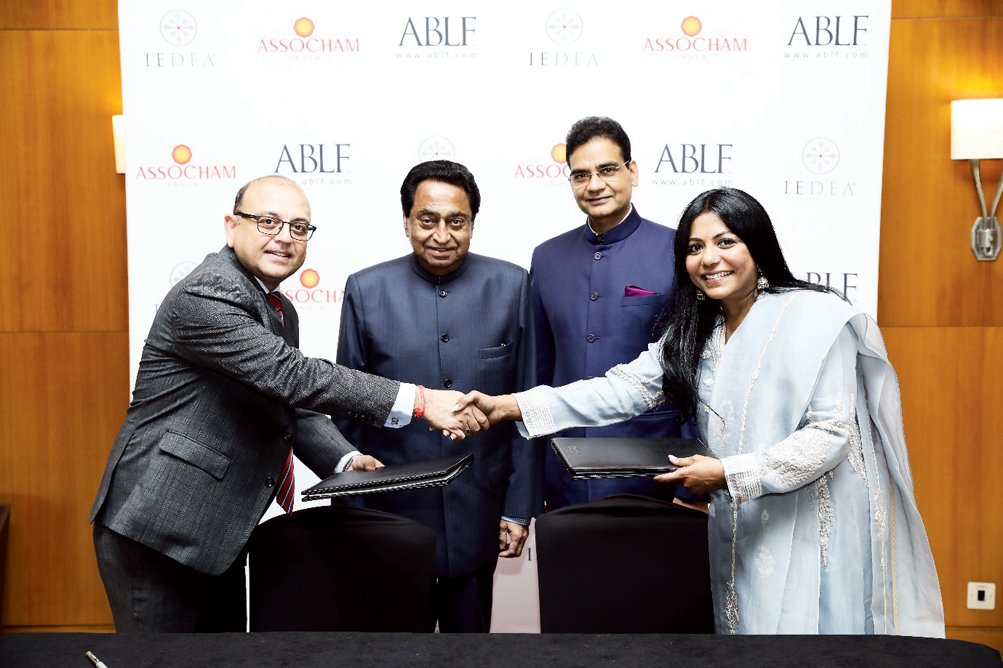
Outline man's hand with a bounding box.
[454,391,521,426]
[653,454,725,495]
[498,519,529,558]
[345,454,383,471]
[423,389,489,440]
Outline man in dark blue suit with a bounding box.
[531,116,681,509]
[335,160,541,632]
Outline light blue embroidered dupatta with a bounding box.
[516,289,944,636]
[696,291,943,635]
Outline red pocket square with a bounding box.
[625,285,657,297]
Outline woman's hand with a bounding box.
[454,391,522,426]
[655,454,726,495]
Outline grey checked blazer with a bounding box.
[90,246,399,575]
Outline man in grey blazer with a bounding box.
[335,160,541,632]
[90,174,481,632]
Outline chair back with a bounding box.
[535,494,714,633]
[248,505,435,632]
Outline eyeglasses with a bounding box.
[233,211,316,241]
[568,161,630,187]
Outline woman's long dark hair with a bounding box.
[658,188,839,422]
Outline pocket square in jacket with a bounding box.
[624,285,657,297]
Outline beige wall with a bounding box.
[0,0,1001,649]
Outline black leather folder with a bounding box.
[301,452,474,500]
[550,437,712,479]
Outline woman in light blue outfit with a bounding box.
[459,188,944,636]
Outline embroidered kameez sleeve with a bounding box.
[513,342,665,439]
[722,324,863,503]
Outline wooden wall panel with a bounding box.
[0,0,126,633]
[893,0,1003,19]
[0,332,128,627]
[880,15,1003,327]
[948,628,1003,655]
[882,328,1003,630]
[0,1,116,30]
[881,6,1003,653]
[0,30,127,334]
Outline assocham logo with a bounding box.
[643,15,748,57]
[135,145,237,184]
[283,268,344,308]
[257,16,360,56]
[513,143,571,185]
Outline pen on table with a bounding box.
[85,650,109,668]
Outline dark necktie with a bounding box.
[266,292,294,513]
[266,292,285,327]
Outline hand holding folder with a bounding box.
[550,437,712,479]
[301,452,474,501]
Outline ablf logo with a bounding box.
[397,15,478,60]
[257,16,360,57]
[134,144,237,185]
[802,268,859,300]
[513,143,571,185]
[783,137,857,197]
[146,9,215,68]
[648,140,735,189]
[283,268,344,308]
[274,141,352,187]
[642,15,748,58]
[528,9,598,67]
[785,14,870,60]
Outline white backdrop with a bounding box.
[118,0,891,632]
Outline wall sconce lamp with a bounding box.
[951,98,1003,261]
[112,115,125,174]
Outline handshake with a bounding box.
[421,389,522,440]
[349,389,520,472]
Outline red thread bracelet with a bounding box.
[413,384,426,419]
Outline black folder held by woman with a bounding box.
[550,437,712,479]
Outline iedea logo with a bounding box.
[528,9,599,67]
[145,10,216,68]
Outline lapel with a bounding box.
[216,245,299,348]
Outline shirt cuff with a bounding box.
[502,516,530,526]
[335,451,361,472]
[385,383,416,428]
[721,453,762,503]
